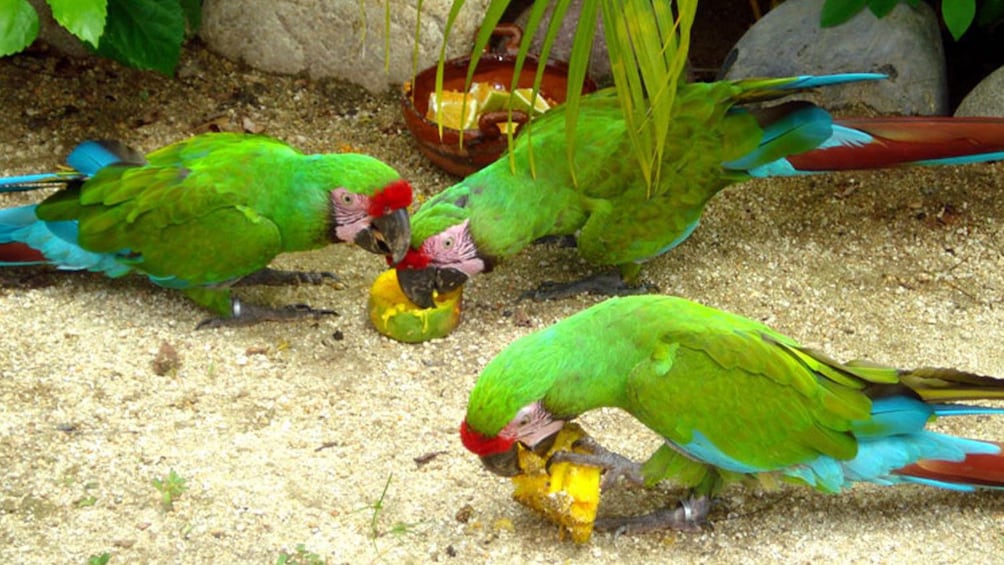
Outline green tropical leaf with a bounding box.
[866,0,901,19]
[0,0,40,57]
[508,0,573,176]
[942,0,977,40]
[48,0,106,47]
[95,0,186,75]
[432,0,696,192]
[178,0,202,31]
[820,0,867,27]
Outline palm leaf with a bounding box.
[422,0,697,193]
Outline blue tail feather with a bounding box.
[781,396,1004,492]
[724,105,833,172]
[916,152,1004,167]
[66,140,131,175]
[1,139,137,193]
[0,205,132,276]
[779,73,888,90]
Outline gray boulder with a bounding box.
[514,0,611,85]
[724,0,947,115]
[200,0,493,94]
[955,66,1004,117]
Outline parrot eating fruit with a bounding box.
[395,73,1004,310]
[461,295,1004,534]
[0,132,413,326]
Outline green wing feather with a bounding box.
[36,134,301,285]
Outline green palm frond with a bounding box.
[424,0,697,193]
[606,0,695,195]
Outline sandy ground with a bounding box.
[1,43,1003,564]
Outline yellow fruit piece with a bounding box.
[426,90,479,130]
[368,269,463,343]
[497,121,519,136]
[468,82,509,113]
[511,88,551,116]
[425,83,553,133]
[511,423,601,543]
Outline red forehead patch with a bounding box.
[390,247,430,269]
[369,179,413,216]
[460,420,514,456]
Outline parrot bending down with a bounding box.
[395,74,1004,308]
[461,295,1004,533]
[0,132,413,326]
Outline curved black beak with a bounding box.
[479,448,521,477]
[355,208,410,263]
[396,266,468,309]
[478,430,559,477]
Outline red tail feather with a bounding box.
[788,117,1004,171]
[0,243,45,263]
[895,441,1004,487]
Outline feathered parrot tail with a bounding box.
[885,367,1004,491]
[895,442,1004,489]
[728,73,889,104]
[0,171,88,192]
[719,73,1004,177]
[788,117,1004,171]
[0,139,146,271]
[0,139,146,193]
[0,242,46,263]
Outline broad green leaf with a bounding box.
[820,0,867,27]
[0,0,39,57]
[942,0,976,40]
[179,0,202,32]
[47,0,106,47]
[866,0,901,19]
[95,0,186,75]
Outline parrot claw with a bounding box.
[519,271,657,302]
[548,436,645,490]
[238,268,343,288]
[594,496,712,534]
[196,300,339,329]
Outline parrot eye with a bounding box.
[341,193,354,205]
[442,237,454,249]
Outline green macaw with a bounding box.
[461,295,1004,533]
[394,74,1004,308]
[0,132,413,326]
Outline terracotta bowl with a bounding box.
[401,24,597,177]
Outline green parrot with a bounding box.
[395,74,1004,308]
[0,132,413,326]
[461,295,1004,533]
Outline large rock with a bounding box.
[955,65,1004,117]
[201,0,493,94]
[723,0,947,115]
[514,0,611,85]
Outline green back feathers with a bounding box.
[468,296,910,470]
[36,133,400,284]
